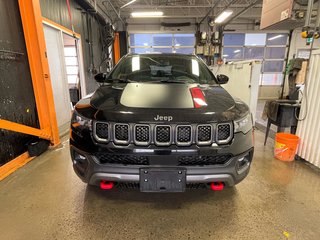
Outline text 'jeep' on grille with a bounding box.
[70,53,254,192]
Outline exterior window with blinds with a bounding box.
[222,33,289,86]
[129,33,195,54]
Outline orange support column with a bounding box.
[18,0,60,146]
[114,32,121,64]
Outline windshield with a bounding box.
[107,54,217,84]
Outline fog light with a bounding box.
[73,151,89,177]
[236,154,251,174]
[75,153,86,160]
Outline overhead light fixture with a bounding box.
[214,10,233,24]
[268,34,283,41]
[131,11,164,18]
[234,49,241,53]
[120,0,136,9]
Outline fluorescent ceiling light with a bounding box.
[268,34,283,41]
[120,0,136,9]
[214,10,233,23]
[131,11,164,18]
[234,50,241,53]
[143,43,149,46]
[222,54,229,57]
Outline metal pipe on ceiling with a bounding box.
[199,0,222,25]
[214,0,239,16]
[223,0,262,26]
[305,0,315,27]
[316,0,320,27]
[102,0,125,24]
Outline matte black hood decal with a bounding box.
[78,83,248,123]
[90,83,235,110]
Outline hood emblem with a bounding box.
[154,115,173,121]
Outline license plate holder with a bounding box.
[140,168,186,192]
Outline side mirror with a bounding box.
[94,73,107,83]
[216,74,229,84]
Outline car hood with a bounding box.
[76,83,249,123]
[91,83,234,109]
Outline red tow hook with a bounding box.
[210,182,224,191]
[100,180,114,190]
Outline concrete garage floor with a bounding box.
[0,130,320,240]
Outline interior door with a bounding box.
[43,24,71,134]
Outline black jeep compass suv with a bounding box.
[70,53,254,192]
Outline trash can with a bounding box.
[274,133,300,161]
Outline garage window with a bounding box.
[222,33,288,86]
[129,33,195,54]
[64,46,79,84]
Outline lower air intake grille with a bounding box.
[217,123,231,142]
[114,124,129,143]
[155,125,171,145]
[95,153,149,165]
[178,154,232,166]
[95,122,109,140]
[177,125,192,144]
[197,125,212,144]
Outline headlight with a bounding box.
[234,113,252,134]
[71,110,92,131]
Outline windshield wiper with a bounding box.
[106,78,135,83]
[158,79,190,84]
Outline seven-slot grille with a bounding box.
[114,124,129,144]
[155,125,171,145]
[217,123,231,143]
[176,125,192,145]
[197,125,212,144]
[94,122,109,142]
[93,122,232,146]
[134,125,150,145]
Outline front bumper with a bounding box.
[71,148,253,187]
[70,130,254,187]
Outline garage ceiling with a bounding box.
[98,0,263,23]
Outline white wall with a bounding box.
[288,28,320,59]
